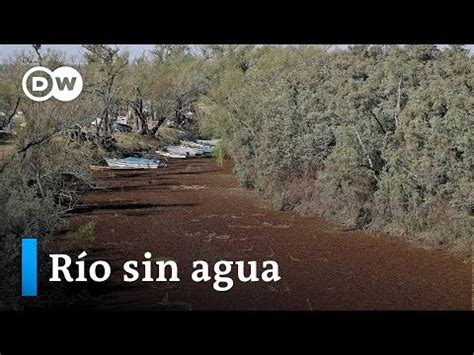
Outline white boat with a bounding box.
[105,157,161,169]
[156,150,187,159]
[181,140,206,148]
[196,139,220,146]
[180,141,213,154]
[166,145,203,157]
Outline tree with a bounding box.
[0,60,22,132]
[151,45,208,131]
[82,45,129,147]
[0,47,99,310]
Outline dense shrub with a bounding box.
[0,54,96,309]
[198,45,473,255]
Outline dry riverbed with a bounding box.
[47,158,471,310]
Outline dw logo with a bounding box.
[22,66,83,102]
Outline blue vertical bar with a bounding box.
[22,238,38,296]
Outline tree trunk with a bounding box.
[104,112,110,137]
[149,116,167,136]
[132,104,148,135]
[354,128,379,183]
[394,78,402,130]
[3,96,21,132]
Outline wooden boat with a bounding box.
[88,165,111,171]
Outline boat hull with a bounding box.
[105,158,160,170]
[156,150,187,159]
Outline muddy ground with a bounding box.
[50,158,471,310]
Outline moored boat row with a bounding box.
[156,139,219,159]
[98,139,220,170]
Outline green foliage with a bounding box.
[62,221,96,251]
[198,45,473,254]
[0,47,98,309]
[0,167,61,310]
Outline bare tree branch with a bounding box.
[370,110,387,134]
